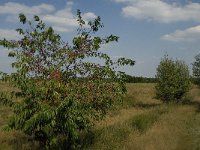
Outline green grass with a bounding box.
[129,107,168,133]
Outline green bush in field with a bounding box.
[192,54,200,86]
[155,55,190,102]
[0,10,134,149]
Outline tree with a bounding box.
[155,55,190,102]
[0,11,135,149]
[192,54,200,85]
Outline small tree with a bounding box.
[0,11,134,148]
[192,54,200,85]
[156,55,190,102]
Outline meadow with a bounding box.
[1,82,200,150]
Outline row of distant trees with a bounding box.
[124,75,157,83]
[124,75,200,84]
[125,55,200,85]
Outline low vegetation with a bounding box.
[1,83,200,150]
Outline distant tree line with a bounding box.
[124,74,157,83]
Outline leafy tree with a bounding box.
[0,11,134,149]
[192,54,200,85]
[155,55,190,102]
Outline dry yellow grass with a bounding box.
[124,105,196,150]
[189,84,200,102]
[1,82,200,150]
[122,84,200,150]
[126,83,161,105]
[0,81,19,92]
[96,108,144,128]
[87,83,200,150]
[97,83,161,128]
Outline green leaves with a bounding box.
[0,92,14,107]
[34,15,40,21]
[8,51,16,57]
[156,55,190,102]
[77,9,85,26]
[88,16,103,32]
[117,58,135,66]
[192,54,200,85]
[0,38,18,48]
[105,35,119,43]
[19,13,26,24]
[16,28,24,35]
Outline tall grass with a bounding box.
[1,82,200,149]
[130,108,168,133]
[86,106,168,150]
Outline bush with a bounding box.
[0,11,134,149]
[192,54,200,86]
[155,55,190,102]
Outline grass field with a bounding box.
[1,82,200,150]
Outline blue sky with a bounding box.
[0,0,200,77]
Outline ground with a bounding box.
[0,83,200,150]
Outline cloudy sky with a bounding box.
[0,0,200,77]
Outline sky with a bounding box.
[0,0,200,77]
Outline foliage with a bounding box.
[0,10,134,149]
[155,55,190,102]
[124,74,157,83]
[192,54,200,86]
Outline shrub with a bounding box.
[155,55,190,102]
[0,11,134,149]
[192,54,200,86]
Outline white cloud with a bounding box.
[0,2,55,15]
[161,25,200,42]
[113,0,200,23]
[41,2,78,32]
[52,26,72,33]
[0,2,97,33]
[0,2,55,23]
[42,2,97,33]
[0,29,21,40]
[42,15,77,27]
[82,12,97,20]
